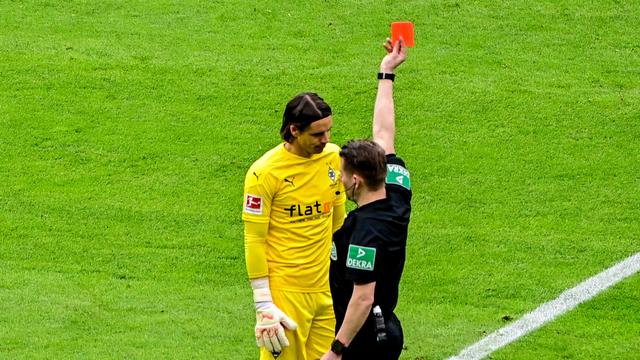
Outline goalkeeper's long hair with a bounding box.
[280,92,332,143]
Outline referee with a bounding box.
[321,38,411,360]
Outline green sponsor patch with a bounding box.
[331,242,338,261]
[386,164,411,189]
[346,245,376,271]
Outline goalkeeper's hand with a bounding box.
[251,277,298,354]
[255,302,298,353]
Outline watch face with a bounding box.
[331,339,346,354]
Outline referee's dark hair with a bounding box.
[280,92,332,143]
[340,140,387,189]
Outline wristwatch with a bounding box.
[331,339,347,355]
[377,72,395,82]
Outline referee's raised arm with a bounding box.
[373,38,407,155]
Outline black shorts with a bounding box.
[342,313,403,360]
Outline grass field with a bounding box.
[1,1,638,359]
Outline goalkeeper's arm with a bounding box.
[244,221,298,354]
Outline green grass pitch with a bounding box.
[1,1,638,359]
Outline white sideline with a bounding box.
[448,251,640,360]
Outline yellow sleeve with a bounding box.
[332,201,346,233]
[243,163,278,279]
[244,220,270,279]
[331,149,347,233]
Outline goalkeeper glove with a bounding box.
[252,278,298,354]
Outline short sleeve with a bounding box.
[344,218,380,284]
[385,154,411,191]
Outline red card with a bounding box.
[391,21,414,47]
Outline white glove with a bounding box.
[251,278,298,354]
[255,302,298,353]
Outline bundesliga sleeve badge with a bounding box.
[244,194,263,215]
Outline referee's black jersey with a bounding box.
[330,154,412,333]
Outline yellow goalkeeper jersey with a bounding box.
[243,143,345,292]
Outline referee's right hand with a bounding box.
[380,37,407,74]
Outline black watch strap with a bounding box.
[377,72,395,81]
[331,339,347,355]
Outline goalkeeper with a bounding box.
[243,92,346,359]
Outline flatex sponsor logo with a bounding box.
[284,200,323,216]
[283,200,332,222]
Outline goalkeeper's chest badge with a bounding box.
[331,242,338,261]
[328,165,336,184]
